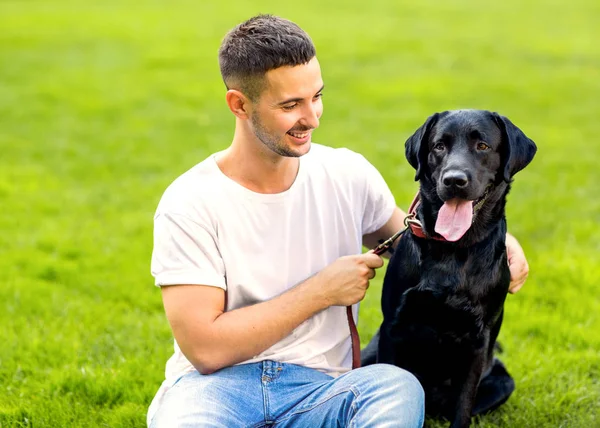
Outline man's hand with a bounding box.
[506,233,529,294]
[314,252,384,306]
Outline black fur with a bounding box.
[368,110,536,428]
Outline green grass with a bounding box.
[1,0,598,426]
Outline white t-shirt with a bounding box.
[148,143,395,425]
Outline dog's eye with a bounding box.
[477,142,490,151]
[433,143,445,151]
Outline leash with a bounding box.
[346,306,362,369]
[345,205,419,370]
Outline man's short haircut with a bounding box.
[218,15,316,101]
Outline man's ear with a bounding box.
[491,112,537,183]
[405,113,440,181]
[226,89,251,120]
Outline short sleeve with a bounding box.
[151,212,226,289]
[359,155,396,235]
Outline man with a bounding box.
[148,15,529,427]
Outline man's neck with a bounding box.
[216,130,300,195]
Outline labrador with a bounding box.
[364,110,536,428]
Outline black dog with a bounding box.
[363,110,536,428]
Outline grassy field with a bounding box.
[1,0,598,427]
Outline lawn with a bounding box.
[0,0,598,427]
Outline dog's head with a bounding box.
[405,110,537,241]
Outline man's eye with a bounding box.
[477,142,490,151]
[282,104,297,111]
[433,143,445,151]
[314,93,323,100]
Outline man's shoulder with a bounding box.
[156,155,222,215]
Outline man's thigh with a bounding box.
[150,361,338,427]
[273,363,424,428]
[150,363,267,428]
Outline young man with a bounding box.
[148,15,529,427]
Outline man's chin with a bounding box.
[294,140,312,157]
[261,135,312,158]
[275,139,311,158]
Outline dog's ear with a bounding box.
[405,113,440,181]
[491,112,537,183]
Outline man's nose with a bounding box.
[302,102,320,129]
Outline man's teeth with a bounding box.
[288,131,309,138]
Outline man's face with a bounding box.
[249,57,324,158]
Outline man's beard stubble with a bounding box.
[250,112,309,158]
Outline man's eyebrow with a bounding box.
[276,85,325,106]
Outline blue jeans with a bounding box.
[150,361,424,427]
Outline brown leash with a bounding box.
[346,306,362,369]
[345,210,416,369]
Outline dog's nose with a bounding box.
[442,171,469,188]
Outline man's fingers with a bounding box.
[508,257,529,294]
[368,268,376,280]
[362,252,384,269]
[508,281,524,294]
[505,233,529,294]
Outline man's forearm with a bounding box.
[188,275,330,374]
[363,207,408,258]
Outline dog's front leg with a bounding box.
[376,320,396,364]
[450,347,486,428]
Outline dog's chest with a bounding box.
[418,240,508,297]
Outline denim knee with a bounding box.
[386,364,424,403]
[374,363,423,388]
[329,363,424,427]
[357,364,425,427]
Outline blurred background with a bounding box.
[1,0,598,426]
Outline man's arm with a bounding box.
[161,252,384,375]
[362,207,407,258]
[362,206,529,291]
[506,232,529,294]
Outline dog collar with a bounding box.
[405,193,448,241]
[406,185,494,241]
[371,193,446,251]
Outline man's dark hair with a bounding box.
[218,15,316,101]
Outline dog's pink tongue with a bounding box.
[435,199,474,241]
